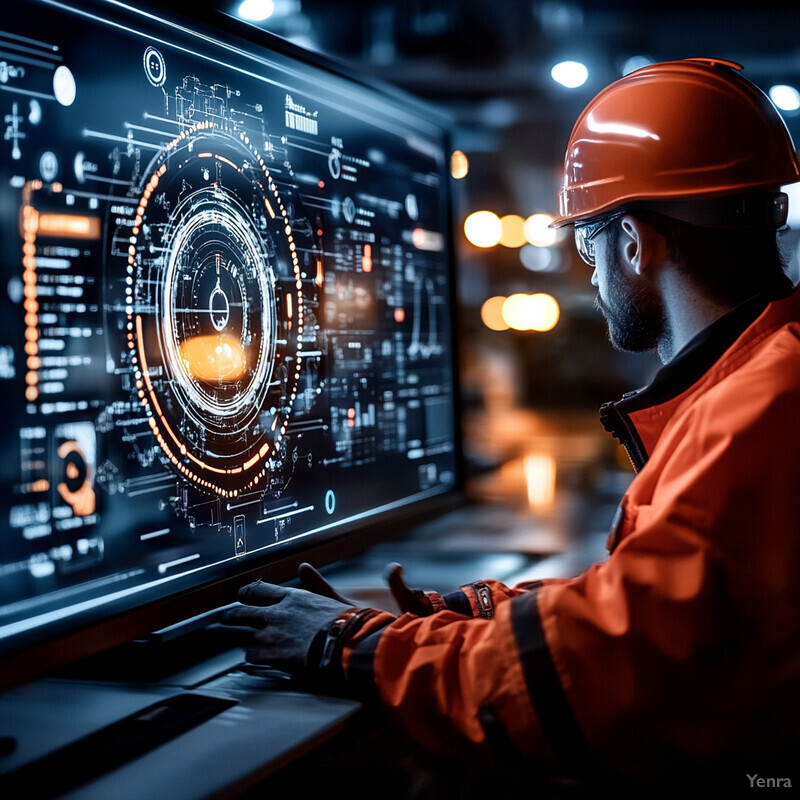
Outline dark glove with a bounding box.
[222,580,352,675]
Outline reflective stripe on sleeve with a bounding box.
[510,588,596,773]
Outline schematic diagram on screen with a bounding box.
[1,6,456,586]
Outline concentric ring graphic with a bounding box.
[120,122,317,498]
[160,187,276,428]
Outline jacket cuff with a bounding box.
[418,580,529,619]
[339,610,397,698]
[438,590,472,615]
[304,608,389,693]
[461,581,496,618]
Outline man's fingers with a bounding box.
[297,562,356,605]
[222,604,269,629]
[385,562,411,598]
[384,561,404,582]
[385,562,422,612]
[297,563,350,603]
[236,580,288,606]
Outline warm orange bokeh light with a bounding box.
[523,213,558,247]
[480,295,510,331]
[499,214,527,248]
[524,452,557,510]
[464,210,502,248]
[451,149,469,179]
[501,293,561,332]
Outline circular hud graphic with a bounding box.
[160,189,276,428]
[122,123,317,497]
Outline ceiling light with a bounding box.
[769,85,800,112]
[238,0,275,21]
[550,61,588,89]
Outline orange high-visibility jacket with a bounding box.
[340,282,800,787]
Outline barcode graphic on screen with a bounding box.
[285,110,318,134]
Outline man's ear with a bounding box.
[620,214,663,276]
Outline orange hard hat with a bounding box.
[551,58,800,227]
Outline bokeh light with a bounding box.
[526,293,560,331]
[501,293,560,331]
[464,210,502,247]
[520,244,561,272]
[480,295,509,330]
[621,55,654,76]
[451,150,469,179]
[501,293,529,330]
[499,214,527,248]
[524,453,557,509]
[769,84,800,112]
[238,0,275,21]
[524,213,557,246]
[551,61,588,88]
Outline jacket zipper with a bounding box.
[599,400,647,473]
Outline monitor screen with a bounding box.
[0,0,460,686]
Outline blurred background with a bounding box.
[205,0,800,528]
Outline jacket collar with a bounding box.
[600,276,797,472]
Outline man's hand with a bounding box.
[222,580,351,674]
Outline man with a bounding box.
[223,59,800,792]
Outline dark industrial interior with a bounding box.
[2,1,799,796]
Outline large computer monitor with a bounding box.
[0,0,461,691]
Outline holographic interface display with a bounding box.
[0,0,457,649]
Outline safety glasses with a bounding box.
[573,212,625,266]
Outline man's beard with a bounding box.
[594,253,666,354]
